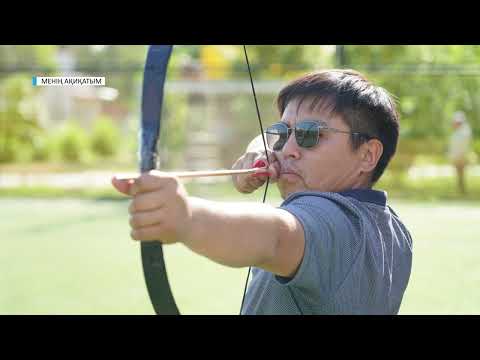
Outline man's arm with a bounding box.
[185,197,305,278]
[111,171,303,277]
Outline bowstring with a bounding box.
[239,45,270,315]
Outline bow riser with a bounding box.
[140,45,179,315]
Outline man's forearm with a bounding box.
[183,197,283,268]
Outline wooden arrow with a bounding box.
[115,167,269,180]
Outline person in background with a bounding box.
[448,111,472,194]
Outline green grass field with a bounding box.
[1,193,479,314]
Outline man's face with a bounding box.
[452,119,462,129]
[274,98,366,198]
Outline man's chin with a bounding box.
[278,182,305,199]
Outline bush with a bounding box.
[90,116,120,157]
[31,136,56,162]
[473,138,480,157]
[0,74,43,163]
[388,137,449,175]
[0,139,20,163]
[0,138,36,163]
[57,121,90,163]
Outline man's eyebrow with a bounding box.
[299,118,329,127]
[279,117,292,125]
[279,117,330,128]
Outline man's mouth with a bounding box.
[280,165,299,175]
[277,162,302,180]
[279,168,301,178]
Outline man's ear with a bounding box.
[359,139,383,173]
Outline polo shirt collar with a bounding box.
[337,188,387,207]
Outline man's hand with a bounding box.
[111,170,192,244]
[232,136,281,194]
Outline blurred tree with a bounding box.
[90,115,121,157]
[56,120,91,163]
[0,75,43,163]
[231,45,335,79]
[200,45,237,79]
[343,45,480,140]
[0,45,57,71]
[2,45,480,171]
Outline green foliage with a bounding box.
[344,46,480,140]
[0,74,43,163]
[231,45,335,79]
[90,116,120,157]
[3,45,480,171]
[157,93,189,168]
[378,171,480,201]
[31,136,56,162]
[386,137,449,179]
[0,138,21,163]
[473,138,480,156]
[0,46,57,69]
[56,121,91,163]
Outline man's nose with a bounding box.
[281,133,301,159]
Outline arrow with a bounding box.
[115,167,269,181]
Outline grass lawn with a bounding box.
[1,192,479,314]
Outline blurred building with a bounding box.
[39,46,119,130]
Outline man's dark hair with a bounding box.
[276,69,399,184]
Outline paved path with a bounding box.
[0,170,229,188]
[0,165,479,189]
[407,164,480,180]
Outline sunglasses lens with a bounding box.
[266,123,288,151]
[295,121,319,148]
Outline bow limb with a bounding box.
[140,45,179,315]
[139,45,268,315]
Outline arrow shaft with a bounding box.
[116,167,267,181]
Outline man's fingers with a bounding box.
[251,155,280,178]
[129,208,165,229]
[249,176,267,188]
[253,159,267,168]
[128,190,167,213]
[119,170,177,196]
[231,148,280,193]
[131,224,166,242]
[111,177,135,195]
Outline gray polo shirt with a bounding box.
[241,189,413,315]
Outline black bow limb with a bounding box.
[140,45,179,315]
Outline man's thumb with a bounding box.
[111,176,134,196]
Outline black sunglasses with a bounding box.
[265,120,374,150]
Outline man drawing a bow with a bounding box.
[112,69,413,315]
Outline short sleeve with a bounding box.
[275,195,363,305]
